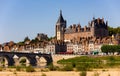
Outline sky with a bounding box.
[0,0,120,43]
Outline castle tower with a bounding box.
[91,17,109,38]
[56,10,66,41]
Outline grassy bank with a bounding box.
[57,56,120,71]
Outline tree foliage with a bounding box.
[17,41,24,46]
[101,45,120,54]
[108,26,120,36]
[24,36,30,42]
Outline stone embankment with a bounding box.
[52,54,80,65]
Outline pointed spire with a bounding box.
[60,10,62,16]
[57,10,65,23]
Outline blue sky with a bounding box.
[0,0,120,43]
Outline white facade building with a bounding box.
[66,43,84,54]
[88,41,94,52]
[45,44,55,54]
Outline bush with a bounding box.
[72,62,76,67]
[48,63,59,71]
[8,66,16,68]
[94,72,99,76]
[76,63,91,71]
[13,71,17,74]
[41,68,49,72]
[62,65,73,71]
[41,73,46,76]
[76,65,86,71]
[20,58,26,66]
[0,67,3,71]
[26,66,35,72]
[80,71,87,76]
[16,66,21,71]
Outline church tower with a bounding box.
[56,10,66,41]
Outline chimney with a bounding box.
[84,26,87,31]
[97,18,100,24]
[77,24,81,32]
[102,17,104,24]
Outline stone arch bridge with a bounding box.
[0,52,53,67]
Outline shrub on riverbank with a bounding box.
[62,65,73,71]
[0,67,3,71]
[16,66,21,71]
[48,63,59,71]
[26,66,35,72]
[80,71,87,76]
[41,73,47,76]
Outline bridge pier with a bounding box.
[26,59,30,67]
[13,55,19,66]
[36,56,40,67]
[29,57,37,66]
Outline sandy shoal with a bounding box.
[0,70,120,76]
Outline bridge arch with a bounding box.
[0,55,14,67]
[18,56,30,66]
[0,52,53,67]
[36,56,47,67]
[37,55,53,66]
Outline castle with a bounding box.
[54,11,120,54]
[56,11,109,42]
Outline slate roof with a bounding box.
[57,10,65,23]
[65,28,75,34]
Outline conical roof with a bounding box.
[57,10,65,23]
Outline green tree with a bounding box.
[101,45,109,54]
[117,45,120,54]
[24,36,30,42]
[30,38,39,44]
[101,45,120,54]
[17,41,24,46]
[108,26,120,36]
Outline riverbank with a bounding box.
[0,69,120,76]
